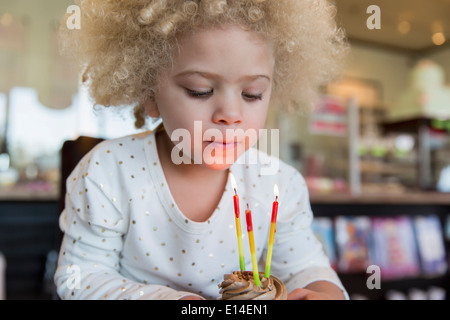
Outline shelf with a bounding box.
[338,272,448,300]
[380,116,450,189]
[382,116,450,134]
[0,184,58,202]
[382,117,431,133]
[359,160,415,175]
[310,192,450,205]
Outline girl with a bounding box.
[55,0,349,300]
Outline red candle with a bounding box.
[271,185,279,223]
[233,193,240,219]
[245,204,261,287]
[229,173,245,271]
[265,184,279,278]
[245,204,253,232]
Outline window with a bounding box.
[0,84,152,197]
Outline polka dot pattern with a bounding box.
[55,131,346,300]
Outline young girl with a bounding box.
[55,0,349,300]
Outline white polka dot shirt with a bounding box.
[54,130,347,300]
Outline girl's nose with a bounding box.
[211,92,243,125]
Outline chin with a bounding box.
[202,153,239,171]
[201,145,246,171]
[203,162,234,171]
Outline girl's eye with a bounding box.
[242,92,263,101]
[185,88,213,98]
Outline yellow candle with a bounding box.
[245,204,261,287]
[265,184,279,278]
[229,173,245,271]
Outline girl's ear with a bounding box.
[143,98,160,118]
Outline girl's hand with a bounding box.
[287,288,334,300]
[287,281,346,300]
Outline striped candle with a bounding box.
[245,203,261,287]
[229,173,245,272]
[265,184,279,279]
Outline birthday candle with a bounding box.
[265,184,279,279]
[229,173,245,272]
[245,204,261,287]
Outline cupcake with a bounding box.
[218,271,287,300]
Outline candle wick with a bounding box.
[234,188,237,195]
[275,196,278,201]
[246,203,249,209]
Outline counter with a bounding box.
[310,192,450,205]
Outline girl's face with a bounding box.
[146,25,274,171]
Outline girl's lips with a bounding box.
[206,141,239,149]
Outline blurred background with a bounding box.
[0,0,449,300]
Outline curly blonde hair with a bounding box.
[60,0,348,128]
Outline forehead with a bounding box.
[171,25,274,79]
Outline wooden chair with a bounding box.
[58,136,104,217]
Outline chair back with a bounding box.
[58,136,103,247]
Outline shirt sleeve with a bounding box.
[54,151,203,300]
[268,170,349,299]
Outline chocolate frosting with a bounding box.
[219,271,277,300]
